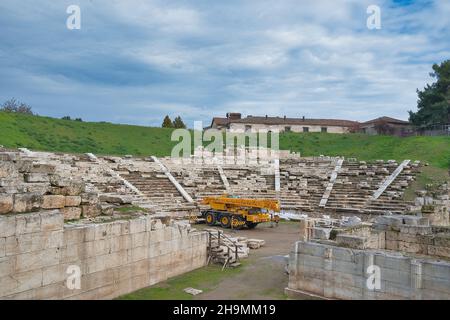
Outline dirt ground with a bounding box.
[193,221,311,300]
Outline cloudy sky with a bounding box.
[0,0,449,127]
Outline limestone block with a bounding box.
[63,226,84,245]
[40,211,64,232]
[15,213,41,235]
[82,204,102,218]
[15,160,32,173]
[336,234,368,249]
[427,245,450,258]
[24,173,49,183]
[0,194,13,214]
[99,194,133,205]
[0,238,5,257]
[0,161,16,178]
[81,192,99,205]
[129,218,147,234]
[434,234,450,247]
[101,204,115,216]
[13,193,43,213]
[61,207,82,221]
[0,215,16,237]
[42,195,66,209]
[0,269,43,297]
[30,164,55,174]
[0,256,14,278]
[94,224,110,241]
[312,227,332,240]
[50,182,85,196]
[15,247,61,273]
[64,196,81,207]
[25,183,50,195]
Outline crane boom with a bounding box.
[202,196,280,212]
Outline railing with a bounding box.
[206,229,240,268]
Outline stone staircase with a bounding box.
[206,229,243,269]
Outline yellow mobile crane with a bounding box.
[201,196,280,229]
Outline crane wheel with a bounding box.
[219,214,231,228]
[205,212,216,226]
[231,216,246,230]
[246,222,258,229]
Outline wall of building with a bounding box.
[228,123,350,134]
[287,241,450,300]
[0,211,208,299]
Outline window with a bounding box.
[321,127,327,133]
[285,126,291,132]
[303,127,309,132]
[245,125,252,132]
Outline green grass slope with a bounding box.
[1,112,449,169]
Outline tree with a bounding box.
[1,98,33,115]
[162,115,173,128]
[62,116,71,120]
[173,116,186,129]
[75,118,83,122]
[409,60,450,127]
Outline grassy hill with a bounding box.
[1,112,449,169]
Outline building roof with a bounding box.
[229,116,359,127]
[210,117,230,127]
[362,116,410,125]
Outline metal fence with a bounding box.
[418,124,450,136]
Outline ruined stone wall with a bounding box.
[0,212,207,299]
[287,241,450,300]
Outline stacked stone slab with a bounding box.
[288,202,450,299]
[286,241,450,300]
[0,212,207,299]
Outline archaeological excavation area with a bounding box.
[0,146,449,300]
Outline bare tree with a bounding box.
[1,98,33,115]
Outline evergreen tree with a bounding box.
[162,115,173,128]
[409,60,450,127]
[173,116,186,129]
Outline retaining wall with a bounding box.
[0,211,208,299]
[287,241,450,300]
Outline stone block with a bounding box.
[312,227,332,240]
[129,218,147,234]
[50,182,84,196]
[0,269,43,297]
[15,247,61,273]
[81,193,99,205]
[64,196,81,207]
[336,234,368,249]
[25,183,50,195]
[0,256,14,278]
[40,211,64,232]
[0,238,5,258]
[61,207,82,221]
[30,164,55,174]
[99,194,133,205]
[0,215,16,237]
[0,161,16,179]
[42,195,66,209]
[0,194,13,214]
[15,213,41,235]
[24,173,49,183]
[13,193,43,213]
[82,204,102,218]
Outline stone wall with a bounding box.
[0,212,207,299]
[287,241,450,300]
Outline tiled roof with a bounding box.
[229,116,359,127]
[362,117,410,125]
